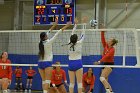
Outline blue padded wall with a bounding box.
[8,54,139,93]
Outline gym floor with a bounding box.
[3,90,43,93]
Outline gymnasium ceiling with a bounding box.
[3,0,140,10]
[4,0,140,3]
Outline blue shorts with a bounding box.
[38,61,52,69]
[68,59,83,71]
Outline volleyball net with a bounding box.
[0,27,140,68]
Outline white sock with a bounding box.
[26,84,28,88]
[3,90,8,93]
[29,84,32,88]
[43,90,48,93]
[106,89,110,93]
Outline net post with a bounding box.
[123,31,126,66]
[135,29,140,66]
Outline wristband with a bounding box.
[98,61,101,64]
[52,84,55,87]
[64,81,67,83]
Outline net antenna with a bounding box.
[135,29,140,66]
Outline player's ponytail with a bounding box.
[39,32,46,60]
[62,34,78,51]
[69,34,78,51]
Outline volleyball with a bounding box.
[90,19,97,27]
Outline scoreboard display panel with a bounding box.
[34,0,75,25]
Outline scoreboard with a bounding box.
[34,0,75,25]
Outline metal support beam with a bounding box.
[94,0,100,28]
[100,0,107,26]
[107,0,137,26]
[104,0,107,27]
[13,0,19,30]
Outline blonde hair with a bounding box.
[55,61,60,65]
[112,38,118,46]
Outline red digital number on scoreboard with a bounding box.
[46,0,62,4]
[37,8,45,15]
[64,8,72,14]
[51,0,61,4]
[36,17,41,23]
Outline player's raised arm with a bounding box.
[49,22,71,43]
[46,19,58,36]
[49,20,58,31]
[71,18,78,35]
[79,16,87,42]
[61,22,71,31]
[100,24,107,48]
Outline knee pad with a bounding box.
[42,81,45,85]
[2,78,8,82]
[69,83,74,88]
[45,80,50,84]
[43,90,48,93]
[3,90,8,93]
[78,83,82,88]
[100,77,105,82]
[19,83,22,85]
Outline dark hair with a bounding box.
[0,52,8,59]
[87,68,93,76]
[39,32,47,60]
[29,66,32,69]
[68,34,78,51]
[111,38,118,46]
[53,62,60,69]
[0,52,4,58]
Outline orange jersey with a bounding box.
[14,68,22,77]
[25,69,36,77]
[101,31,115,63]
[82,72,95,91]
[0,59,12,80]
[51,69,67,85]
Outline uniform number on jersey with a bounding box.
[2,65,6,69]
